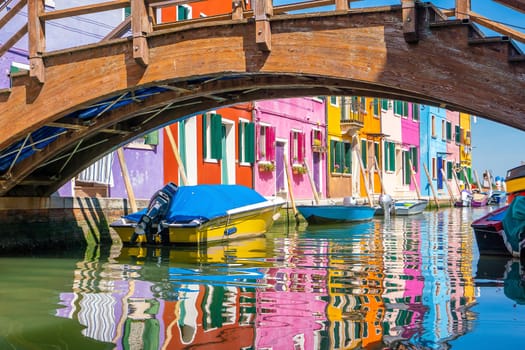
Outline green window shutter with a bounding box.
[10,65,20,74]
[403,102,409,117]
[446,122,452,141]
[404,151,411,185]
[384,141,389,172]
[202,114,207,158]
[381,99,389,110]
[344,142,352,172]
[361,139,367,168]
[336,142,344,173]
[455,125,461,143]
[447,161,453,179]
[413,104,419,121]
[210,114,222,159]
[411,147,418,172]
[238,123,243,162]
[124,7,131,18]
[178,5,189,20]
[245,122,255,163]
[178,122,186,165]
[373,98,379,116]
[144,130,159,145]
[330,96,337,105]
[389,142,396,172]
[330,140,336,172]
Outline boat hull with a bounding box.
[111,201,283,245]
[506,164,525,194]
[296,205,376,224]
[394,200,428,216]
[471,206,510,256]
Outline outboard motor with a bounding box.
[460,189,472,207]
[343,196,357,206]
[379,193,394,218]
[131,182,179,244]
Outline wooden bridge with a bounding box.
[0,0,524,197]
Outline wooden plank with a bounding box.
[283,153,299,223]
[303,158,320,204]
[0,24,28,58]
[469,11,525,43]
[40,0,130,21]
[148,0,202,8]
[164,126,188,186]
[402,0,418,43]
[409,159,421,200]
[423,163,439,209]
[440,168,456,204]
[255,0,272,51]
[131,0,151,67]
[455,0,470,19]
[102,17,131,41]
[355,148,374,207]
[0,0,26,30]
[116,148,138,213]
[494,0,525,13]
[28,0,45,83]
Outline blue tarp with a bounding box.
[124,184,268,223]
[502,196,525,256]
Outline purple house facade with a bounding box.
[253,98,327,201]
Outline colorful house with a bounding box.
[400,102,422,199]
[253,98,326,200]
[326,96,364,199]
[380,99,404,197]
[459,112,473,187]
[445,110,462,198]
[419,105,448,199]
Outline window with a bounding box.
[432,157,437,179]
[441,120,446,140]
[290,130,305,164]
[455,125,461,144]
[330,96,338,106]
[238,119,255,164]
[258,124,276,161]
[350,96,359,113]
[431,115,436,137]
[410,147,418,172]
[372,98,380,118]
[381,99,389,111]
[177,5,191,20]
[403,150,411,185]
[393,100,408,118]
[330,140,351,174]
[412,104,419,121]
[311,129,323,151]
[374,142,380,169]
[202,113,222,160]
[446,121,452,141]
[384,141,396,172]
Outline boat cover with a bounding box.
[502,196,525,256]
[124,184,268,223]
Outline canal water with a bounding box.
[1,207,525,350]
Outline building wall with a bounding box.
[446,110,461,196]
[380,100,403,196]
[400,102,421,197]
[459,112,473,186]
[254,97,326,200]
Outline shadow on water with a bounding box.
[2,208,525,349]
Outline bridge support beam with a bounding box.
[402,0,418,43]
[232,0,246,20]
[255,0,272,51]
[455,0,471,20]
[131,0,151,67]
[28,0,45,83]
[335,0,349,11]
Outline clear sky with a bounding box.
[276,0,525,178]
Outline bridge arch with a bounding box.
[0,2,524,196]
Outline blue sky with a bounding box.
[276,0,525,178]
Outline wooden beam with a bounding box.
[116,148,138,213]
[335,0,348,11]
[494,0,525,13]
[255,0,272,52]
[28,0,45,84]
[131,0,151,67]
[40,0,130,21]
[232,0,246,20]
[402,0,418,43]
[0,24,28,58]
[148,0,201,8]
[102,17,131,41]
[0,0,26,31]
[455,0,470,20]
[470,11,525,43]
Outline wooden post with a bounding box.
[165,126,188,186]
[131,0,151,67]
[335,0,349,11]
[116,148,138,213]
[462,168,471,191]
[402,0,418,43]
[441,168,456,205]
[409,159,421,200]
[28,0,45,83]
[451,168,462,196]
[303,159,320,204]
[232,0,246,20]
[283,153,299,223]
[373,156,386,195]
[255,0,272,51]
[355,149,374,207]
[474,169,482,191]
[423,163,439,209]
[455,0,471,20]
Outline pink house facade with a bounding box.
[253,98,327,200]
[401,103,422,197]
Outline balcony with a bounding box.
[340,111,364,135]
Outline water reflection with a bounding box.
[51,209,499,349]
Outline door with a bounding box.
[313,152,321,194]
[276,141,285,193]
[437,156,443,190]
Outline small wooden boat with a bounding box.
[296,204,377,225]
[110,183,285,245]
[393,199,428,216]
[471,191,491,207]
[471,205,510,256]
